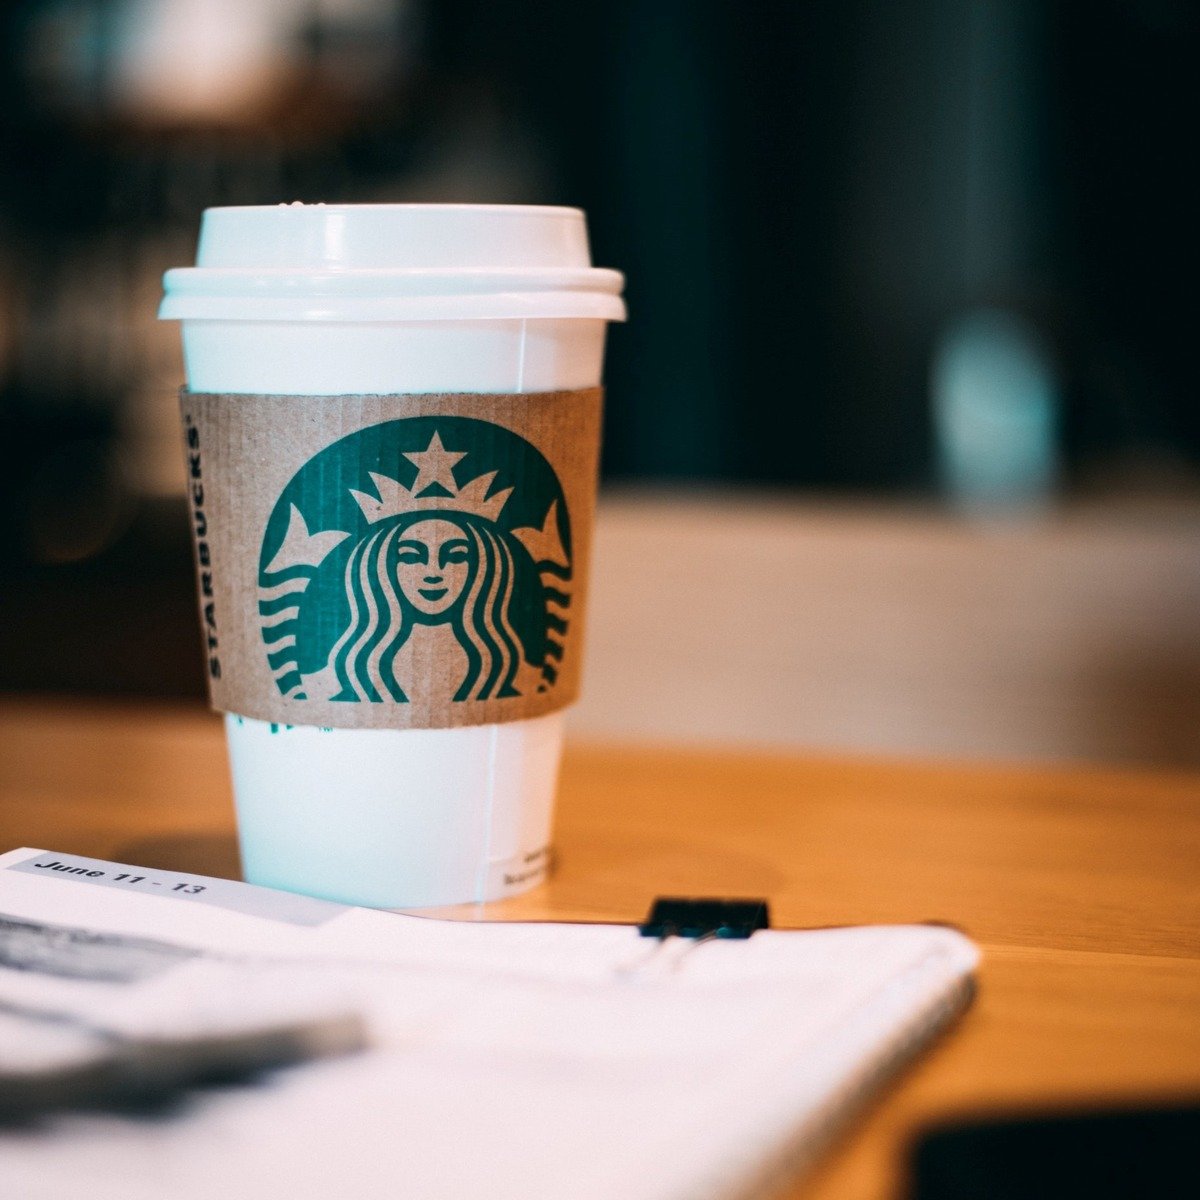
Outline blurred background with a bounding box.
[1,0,1197,763]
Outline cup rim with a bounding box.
[202,203,586,218]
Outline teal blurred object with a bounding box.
[932,309,1060,513]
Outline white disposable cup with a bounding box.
[160,204,624,907]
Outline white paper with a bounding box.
[0,848,978,1200]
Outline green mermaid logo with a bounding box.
[257,418,571,706]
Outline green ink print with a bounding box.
[256,419,571,707]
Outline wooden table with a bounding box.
[2,698,1198,1198]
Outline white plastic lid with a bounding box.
[160,203,625,323]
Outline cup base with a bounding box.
[240,842,553,910]
[224,712,562,909]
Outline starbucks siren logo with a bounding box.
[257,417,572,705]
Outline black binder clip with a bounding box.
[638,897,771,940]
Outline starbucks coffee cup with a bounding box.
[160,204,625,907]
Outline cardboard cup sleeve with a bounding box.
[181,389,603,731]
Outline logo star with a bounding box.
[404,432,466,497]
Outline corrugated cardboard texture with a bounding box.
[181,389,602,730]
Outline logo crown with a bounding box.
[349,432,513,524]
